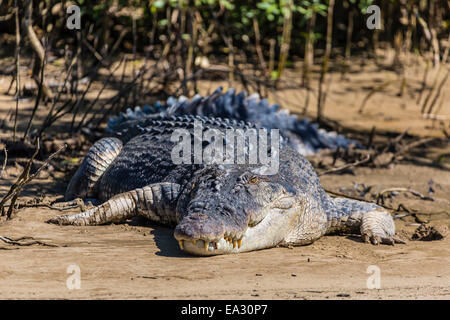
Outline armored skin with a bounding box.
[49,112,404,255]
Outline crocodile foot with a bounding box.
[360,210,406,245]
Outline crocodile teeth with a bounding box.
[204,241,209,250]
[237,239,242,248]
[224,236,229,242]
[233,240,237,248]
[178,240,184,250]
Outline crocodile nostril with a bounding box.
[188,201,207,212]
[174,214,224,242]
[220,204,236,216]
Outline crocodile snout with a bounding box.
[173,204,248,255]
[174,212,225,241]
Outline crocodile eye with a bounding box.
[248,176,259,184]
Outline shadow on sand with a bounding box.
[128,216,194,258]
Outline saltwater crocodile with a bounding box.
[48,113,404,255]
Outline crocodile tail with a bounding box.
[106,87,225,134]
[107,87,360,154]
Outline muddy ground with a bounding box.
[0,53,449,299]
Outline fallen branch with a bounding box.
[0,139,40,218]
[325,188,444,218]
[0,235,57,247]
[2,202,79,212]
[376,187,434,203]
[325,188,401,213]
[0,140,67,219]
[324,188,369,202]
[358,80,394,113]
[394,137,438,158]
[318,155,370,176]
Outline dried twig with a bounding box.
[36,56,76,138]
[253,18,268,78]
[424,70,449,115]
[87,61,155,128]
[318,155,371,176]
[12,4,20,141]
[358,80,394,114]
[393,137,439,158]
[376,187,434,203]
[0,139,40,218]
[324,188,440,217]
[0,148,7,179]
[76,56,126,131]
[0,140,66,219]
[421,66,443,114]
[316,0,335,121]
[2,202,79,211]
[324,188,370,203]
[416,60,429,105]
[22,40,48,141]
[0,235,57,247]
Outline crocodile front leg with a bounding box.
[48,183,180,226]
[325,198,406,245]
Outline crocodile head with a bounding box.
[174,165,299,255]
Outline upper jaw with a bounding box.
[173,206,249,255]
[176,237,245,256]
[174,229,246,256]
[173,208,277,256]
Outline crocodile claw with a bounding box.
[362,231,407,245]
[47,214,86,226]
[360,210,406,246]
